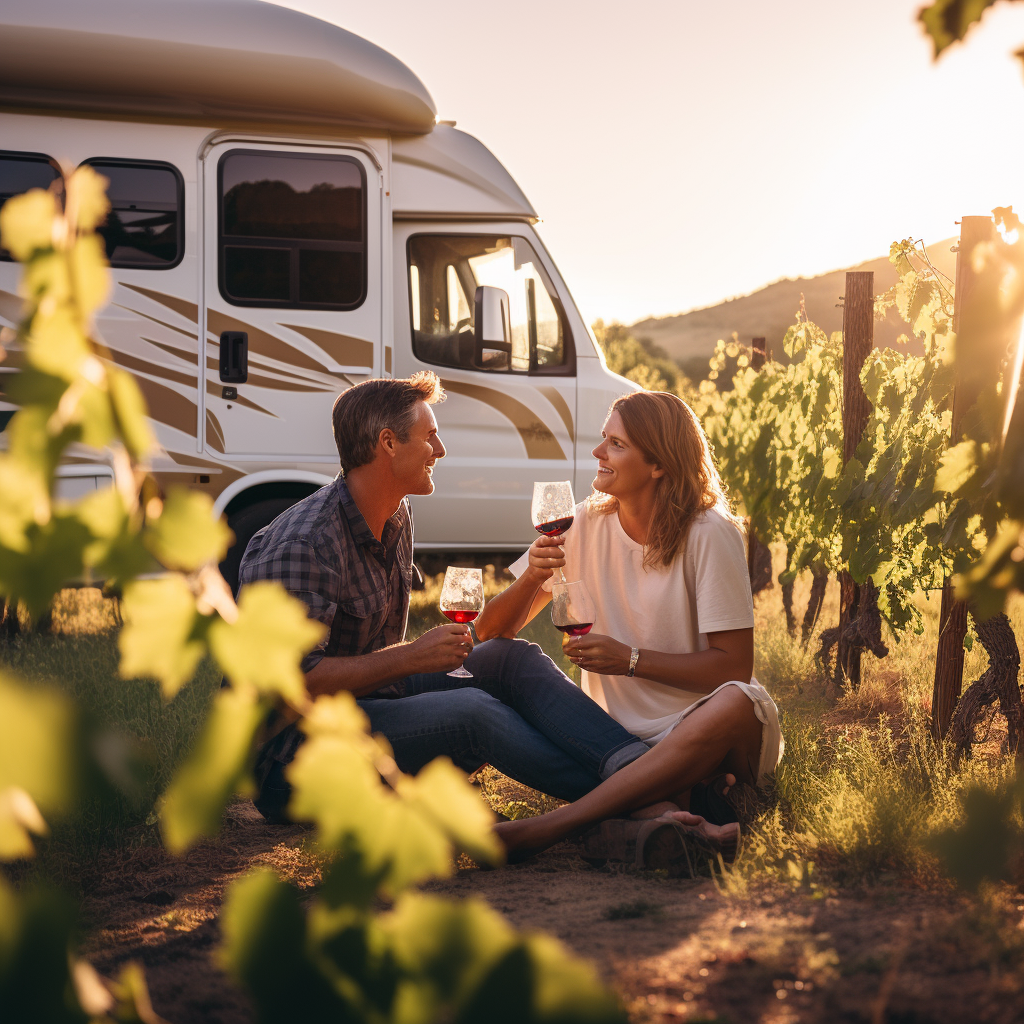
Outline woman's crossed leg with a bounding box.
[494,684,763,858]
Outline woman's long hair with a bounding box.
[589,390,743,569]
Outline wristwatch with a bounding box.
[626,647,640,677]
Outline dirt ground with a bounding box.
[76,798,1024,1024]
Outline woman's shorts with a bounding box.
[666,678,783,788]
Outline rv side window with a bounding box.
[408,234,571,375]
[83,159,184,269]
[218,150,366,310]
[0,151,63,262]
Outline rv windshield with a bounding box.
[408,234,567,373]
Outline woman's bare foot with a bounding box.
[662,809,739,846]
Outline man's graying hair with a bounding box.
[332,372,445,474]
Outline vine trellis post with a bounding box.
[932,216,993,742]
[835,271,874,692]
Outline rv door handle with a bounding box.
[219,331,248,384]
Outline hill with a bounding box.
[629,239,958,369]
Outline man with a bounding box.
[240,371,649,822]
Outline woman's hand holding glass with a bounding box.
[563,633,633,675]
[525,532,567,581]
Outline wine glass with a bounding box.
[439,566,484,678]
[550,581,596,655]
[531,480,575,583]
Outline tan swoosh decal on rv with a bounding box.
[121,284,198,324]
[207,311,328,375]
[117,305,199,341]
[165,450,245,485]
[206,410,227,453]
[130,375,197,436]
[440,380,566,460]
[279,324,373,368]
[538,386,575,443]
[204,380,278,418]
[147,338,196,363]
[202,354,334,393]
[107,346,196,387]
[0,289,24,324]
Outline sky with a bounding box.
[277,0,1024,326]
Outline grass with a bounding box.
[0,589,221,884]
[3,556,1022,894]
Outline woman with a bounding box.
[474,390,783,865]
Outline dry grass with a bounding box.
[4,564,1022,895]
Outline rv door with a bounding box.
[202,142,382,459]
[399,231,577,549]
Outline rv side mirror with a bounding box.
[473,286,512,371]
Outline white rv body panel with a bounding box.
[0,0,635,566]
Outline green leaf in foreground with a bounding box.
[209,581,325,706]
[930,779,1024,890]
[159,687,265,854]
[221,875,626,1024]
[288,693,502,894]
[143,487,232,572]
[0,673,78,860]
[119,576,210,699]
[220,870,353,1023]
[0,878,89,1024]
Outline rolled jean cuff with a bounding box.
[599,738,650,779]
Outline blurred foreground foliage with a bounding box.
[0,171,624,1020]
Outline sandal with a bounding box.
[689,775,759,828]
[635,817,740,877]
[579,816,740,876]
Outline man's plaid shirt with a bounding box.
[238,475,414,771]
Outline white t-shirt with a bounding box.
[509,500,755,745]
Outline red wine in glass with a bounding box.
[535,515,574,536]
[555,622,592,636]
[443,609,479,624]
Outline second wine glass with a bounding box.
[532,480,575,583]
[439,566,483,678]
[550,580,596,653]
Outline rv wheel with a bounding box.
[220,497,299,596]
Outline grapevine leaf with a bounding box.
[208,582,323,705]
[143,487,232,572]
[288,692,497,893]
[220,869,349,1019]
[0,878,88,1022]
[934,440,981,495]
[0,673,78,860]
[395,757,503,868]
[24,308,90,380]
[65,164,111,234]
[0,189,57,262]
[0,512,93,618]
[387,894,626,1024]
[159,687,265,853]
[107,368,155,460]
[919,0,1002,58]
[929,780,1023,889]
[119,577,210,699]
[68,234,111,319]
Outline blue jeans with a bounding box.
[254,638,647,821]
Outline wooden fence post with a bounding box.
[750,336,767,371]
[931,216,994,742]
[836,271,874,690]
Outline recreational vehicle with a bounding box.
[0,0,635,587]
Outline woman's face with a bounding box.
[591,409,663,498]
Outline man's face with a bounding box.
[392,401,445,495]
